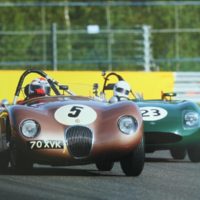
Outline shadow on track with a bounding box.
[145,157,191,163]
[0,165,124,177]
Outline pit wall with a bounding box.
[0,70,174,102]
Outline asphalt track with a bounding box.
[0,151,199,200]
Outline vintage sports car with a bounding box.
[0,69,144,176]
[97,72,200,162]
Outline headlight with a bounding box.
[20,120,40,138]
[118,116,138,135]
[184,111,199,128]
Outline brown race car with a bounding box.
[0,69,144,176]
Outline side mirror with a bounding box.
[93,83,99,96]
[102,71,106,76]
[162,92,176,101]
[93,83,99,90]
[59,85,69,91]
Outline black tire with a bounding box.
[188,145,200,163]
[120,138,145,176]
[95,161,114,171]
[170,147,186,160]
[0,118,11,172]
[10,139,33,173]
[0,150,10,172]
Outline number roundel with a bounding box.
[54,104,97,125]
[140,106,168,121]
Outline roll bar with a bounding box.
[101,71,137,99]
[13,69,61,104]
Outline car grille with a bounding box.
[65,126,93,158]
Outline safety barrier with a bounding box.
[2,71,200,103]
[174,72,200,102]
[0,70,174,103]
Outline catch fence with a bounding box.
[0,1,200,71]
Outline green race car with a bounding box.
[96,72,200,162]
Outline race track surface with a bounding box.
[0,151,199,200]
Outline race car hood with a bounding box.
[7,95,142,137]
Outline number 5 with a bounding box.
[68,106,83,118]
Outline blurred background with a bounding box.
[1,0,200,71]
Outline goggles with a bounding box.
[116,87,130,95]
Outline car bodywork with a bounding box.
[98,72,200,162]
[0,69,144,176]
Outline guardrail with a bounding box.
[174,72,200,102]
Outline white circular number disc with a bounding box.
[54,104,97,125]
[140,106,168,121]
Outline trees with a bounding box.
[0,1,200,70]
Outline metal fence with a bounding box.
[0,1,200,71]
[0,25,151,71]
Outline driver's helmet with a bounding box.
[24,77,50,98]
[113,80,131,98]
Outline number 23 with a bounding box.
[141,109,161,117]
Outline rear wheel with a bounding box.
[187,145,200,163]
[95,161,114,171]
[120,138,145,176]
[170,147,186,160]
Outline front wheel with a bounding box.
[0,150,10,172]
[170,147,186,160]
[187,145,200,163]
[10,140,33,173]
[120,138,145,176]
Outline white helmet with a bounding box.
[113,80,131,98]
